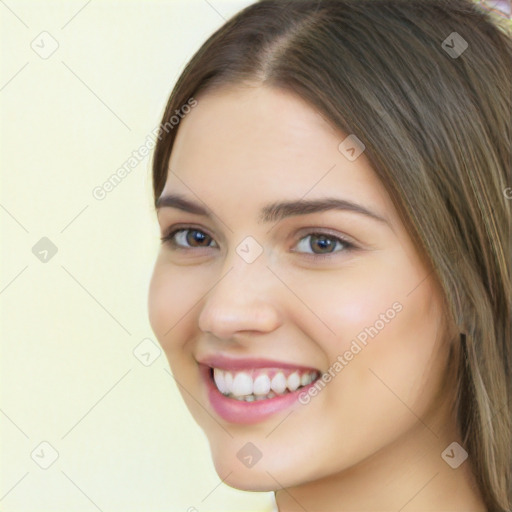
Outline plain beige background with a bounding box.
[0,1,275,510]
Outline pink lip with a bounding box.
[199,363,320,425]
[198,353,320,372]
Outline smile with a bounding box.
[198,355,322,424]
[212,367,319,401]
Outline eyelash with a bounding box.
[159,226,357,260]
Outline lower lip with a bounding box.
[200,364,318,425]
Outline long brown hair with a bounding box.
[151,1,512,509]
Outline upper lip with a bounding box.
[198,353,320,372]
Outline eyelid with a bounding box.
[161,222,212,237]
[292,226,358,246]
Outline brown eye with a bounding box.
[294,233,352,255]
[184,229,211,247]
[160,228,217,249]
[308,234,338,253]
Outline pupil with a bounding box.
[312,234,333,253]
[188,230,208,246]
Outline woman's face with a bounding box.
[148,84,451,490]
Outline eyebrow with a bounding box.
[156,193,390,226]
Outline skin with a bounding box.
[148,84,486,511]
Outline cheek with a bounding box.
[365,280,447,402]
[291,251,446,413]
[147,261,204,353]
[284,253,414,349]
[305,277,446,469]
[350,253,448,403]
[331,275,447,441]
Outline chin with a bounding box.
[217,468,279,493]
[208,445,283,492]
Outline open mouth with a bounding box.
[209,366,321,401]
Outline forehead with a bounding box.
[171,85,334,169]
[164,84,393,221]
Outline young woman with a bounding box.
[148,1,511,510]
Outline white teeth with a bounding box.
[231,372,253,397]
[213,368,228,394]
[270,372,287,394]
[253,374,271,395]
[211,368,319,398]
[287,372,301,391]
[224,371,233,391]
[301,372,313,386]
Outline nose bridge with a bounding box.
[197,245,281,337]
[214,234,274,298]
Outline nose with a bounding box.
[197,254,282,340]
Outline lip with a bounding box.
[198,353,320,372]
[199,360,321,425]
